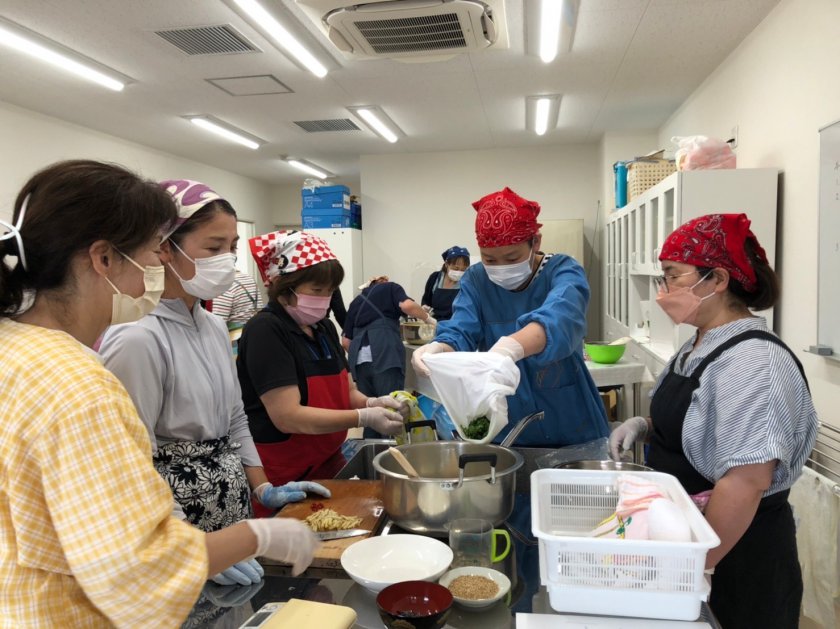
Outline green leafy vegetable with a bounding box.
[463,416,490,439]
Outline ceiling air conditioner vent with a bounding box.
[155,25,259,56]
[296,0,509,60]
[294,119,361,132]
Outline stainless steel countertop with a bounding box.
[183,440,721,628]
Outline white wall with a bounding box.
[657,0,840,428]
[0,101,275,236]
[359,144,603,336]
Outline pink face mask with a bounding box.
[655,272,714,326]
[285,290,331,326]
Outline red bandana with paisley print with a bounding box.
[659,213,767,292]
[473,187,542,248]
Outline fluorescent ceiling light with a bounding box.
[185,115,263,150]
[0,17,128,91]
[232,0,327,78]
[526,95,561,136]
[285,157,331,179]
[347,106,401,143]
[538,0,579,63]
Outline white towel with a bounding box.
[789,466,840,629]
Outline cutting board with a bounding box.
[273,479,385,569]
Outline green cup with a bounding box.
[448,518,511,568]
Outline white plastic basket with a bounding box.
[530,469,720,621]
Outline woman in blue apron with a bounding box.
[421,246,470,321]
[610,214,818,628]
[102,181,328,588]
[343,276,432,437]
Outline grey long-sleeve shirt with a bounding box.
[100,298,261,467]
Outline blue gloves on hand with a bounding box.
[254,481,332,509]
[209,558,264,586]
[202,579,265,608]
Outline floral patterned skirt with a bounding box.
[153,435,252,533]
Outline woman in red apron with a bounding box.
[239,230,408,517]
[609,214,818,628]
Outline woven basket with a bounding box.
[627,159,676,200]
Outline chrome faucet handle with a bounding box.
[500,410,545,448]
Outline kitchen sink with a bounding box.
[335,439,557,494]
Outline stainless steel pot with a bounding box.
[554,459,652,471]
[372,442,524,534]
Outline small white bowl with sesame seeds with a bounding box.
[438,566,511,609]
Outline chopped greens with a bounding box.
[463,416,490,439]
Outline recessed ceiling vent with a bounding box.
[294,119,361,132]
[296,0,509,61]
[155,25,260,56]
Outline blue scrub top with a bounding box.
[434,254,608,447]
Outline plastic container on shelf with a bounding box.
[530,469,720,621]
[614,161,628,208]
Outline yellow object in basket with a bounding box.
[391,390,436,445]
[260,599,356,629]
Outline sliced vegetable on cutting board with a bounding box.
[266,479,386,569]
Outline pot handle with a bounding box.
[404,420,438,444]
[457,453,498,486]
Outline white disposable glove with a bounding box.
[411,341,447,377]
[367,395,409,419]
[245,518,319,576]
[421,305,432,313]
[489,336,525,362]
[356,406,404,435]
[424,315,437,326]
[608,416,649,461]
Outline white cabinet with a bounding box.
[308,228,363,325]
[604,169,778,366]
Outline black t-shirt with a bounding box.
[237,301,347,443]
[343,282,410,338]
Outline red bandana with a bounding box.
[473,187,542,248]
[659,213,768,292]
[249,230,336,286]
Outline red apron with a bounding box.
[253,369,349,517]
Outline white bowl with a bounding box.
[340,534,453,593]
[438,566,511,609]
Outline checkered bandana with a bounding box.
[249,229,337,286]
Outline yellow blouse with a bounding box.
[0,320,208,627]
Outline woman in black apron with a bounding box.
[421,245,470,321]
[609,214,818,629]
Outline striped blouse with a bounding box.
[651,316,818,495]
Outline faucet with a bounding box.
[500,410,545,448]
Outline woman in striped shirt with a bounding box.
[610,213,817,629]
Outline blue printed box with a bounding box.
[302,185,351,210]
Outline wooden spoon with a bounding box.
[388,447,420,478]
[609,336,633,346]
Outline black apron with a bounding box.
[647,329,805,629]
[430,284,459,321]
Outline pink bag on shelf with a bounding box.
[673,135,736,170]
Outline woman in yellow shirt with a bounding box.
[0,160,318,628]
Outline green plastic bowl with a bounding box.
[585,342,626,364]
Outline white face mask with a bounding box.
[105,253,165,325]
[169,241,236,300]
[447,269,465,282]
[485,250,534,290]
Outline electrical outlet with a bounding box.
[729,125,739,149]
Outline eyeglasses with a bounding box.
[653,270,699,293]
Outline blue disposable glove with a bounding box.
[254,481,332,509]
[209,558,264,586]
[202,579,264,608]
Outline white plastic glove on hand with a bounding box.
[254,481,332,509]
[424,315,437,326]
[411,341,447,377]
[245,518,320,576]
[489,336,525,362]
[366,395,409,419]
[357,406,404,435]
[608,416,649,461]
[210,558,264,586]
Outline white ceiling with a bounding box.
[0,0,779,184]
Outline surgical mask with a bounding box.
[105,253,165,325]
[169,241,236,300]
[447,269,465,282]
[485,251,534,290]
[285,290,331,326]
[655,272,715,325]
